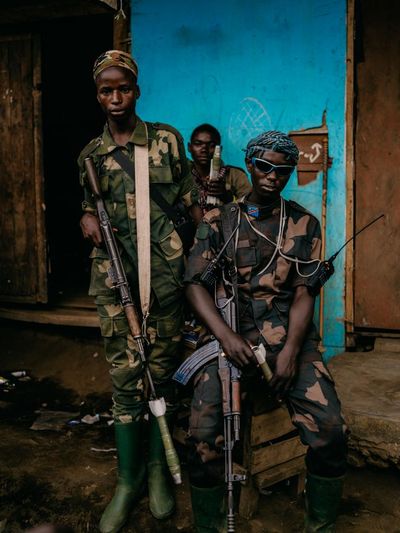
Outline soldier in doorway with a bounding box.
[184,131,348,532]
[188,123,251,214]
[78,50,199,533]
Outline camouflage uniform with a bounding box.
[78,118,198,422]
[184,199,348,487]
[190,160,252,214]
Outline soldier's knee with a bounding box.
[315,418,348,454]
[187,437,224,488]
[308,422,348,476]
[189,426,224,449]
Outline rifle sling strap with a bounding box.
[111,139,151,321]
[111,149,182,226]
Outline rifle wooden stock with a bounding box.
[84,157,102,199]
[125,304,142,338]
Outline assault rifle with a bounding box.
[84,157,181,485]
[173,223,272,532]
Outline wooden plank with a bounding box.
[345,0,355,343]
[254,455,305,489]
[250,436,307,475]
[0,35,37,300]
[354,0,400,329]
[250,406,294,446]
[0,306,99,327]
[32,34,47,303]
[0,33,49,303]
[0,1,115,25]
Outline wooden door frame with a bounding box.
[345,0,355,345]
[32,33,47,302]
[0,3,129,306]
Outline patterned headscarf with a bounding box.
[93,50,138,81]
[245,131,299,164]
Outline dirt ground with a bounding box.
[1,320,400,532]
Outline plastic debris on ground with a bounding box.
[30,410,80,431]
[0,369,32,392]
[81,413,100,425]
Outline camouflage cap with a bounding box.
[93,50,138,81]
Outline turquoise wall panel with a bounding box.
[132,0,347,359]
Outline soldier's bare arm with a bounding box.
[186,283,254,367]
[270,285,315,397]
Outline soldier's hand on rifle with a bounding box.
[206,167,227,196]
[219,329,254,367]
[269,347,297,400]
[80,213,103,247]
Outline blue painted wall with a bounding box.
[132,0,347,359]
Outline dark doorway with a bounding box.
[41,14,113,306]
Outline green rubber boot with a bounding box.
[147,414,175,519]
[304,473,345,532]
[190,484,226,533]
[99,421,146,533]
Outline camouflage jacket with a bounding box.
[78,118,198,308]
[189,160,252,212]
[184,198,321,353]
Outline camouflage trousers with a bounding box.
[89,248,184,423]
[187,355,348,488]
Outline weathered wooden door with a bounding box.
[0,34,47,303]
[354,0,400,330]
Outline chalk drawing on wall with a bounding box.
[300,142,323,163]
[228,97,273,150]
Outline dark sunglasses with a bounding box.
[251,157,295,177]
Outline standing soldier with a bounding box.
[78,50,199,533]
[188,124,252,214]
[184,131,348,532]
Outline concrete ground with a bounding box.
[328,342,400,470]
[1,320,400,532]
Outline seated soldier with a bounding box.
[188,123,251,213]
[184,131,348,532]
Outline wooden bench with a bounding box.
[238,403,307,519]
